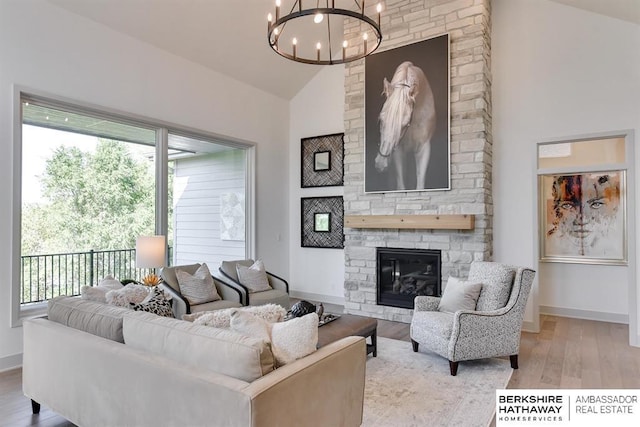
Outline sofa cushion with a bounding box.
[48,296,130,342]
[438,276,482,314]
[468,262,516,311]
[236,260,272,293]
[176,263,221,304]
[123,312,275,382]
[130,286,174,318]
[230,309,272,343]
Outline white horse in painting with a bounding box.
[375,61,436,190]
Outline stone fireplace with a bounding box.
[377,248,442,309]
[343,0,493,323]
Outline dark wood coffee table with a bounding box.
[317,314,377,357]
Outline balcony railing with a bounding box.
[20,247,173,305]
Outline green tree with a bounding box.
[22,139,155,254]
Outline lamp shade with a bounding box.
[135,235,166,268]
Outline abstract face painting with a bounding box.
[542,171,625,263]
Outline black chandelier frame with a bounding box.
[267,1,383,65]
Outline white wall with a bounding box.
[0,0,289,368]
[288,66,346,304]
[492,0,640,343]
[287,0,640,346]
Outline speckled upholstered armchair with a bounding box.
[410,261,536,376]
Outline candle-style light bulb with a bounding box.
[274,27,279,35]
[363,33,368,54]
[292,37,297,58]
[275,0,281,21]
[342,40,348,60]
[267,13,272,22]
[377,3,382,13]
[316,42,321,61]
[314,13,324,24]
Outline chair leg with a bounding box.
[449,361,458,376]
[510,354,519,369]
[31,399,40,414]
[411,339,419,352]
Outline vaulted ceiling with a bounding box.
[47,0,639,100]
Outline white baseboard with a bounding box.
[521,320,538,333]
[289,290,345,306]
[0,353,22,373]
[540,305,628,324]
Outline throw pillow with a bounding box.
[99,274,125,290]
[271,312,318,366]
[81,275,124,303]
[106,284,150,307]
[236,260,272,293]
[188,304,287,327]
[437,276,483,314]
[130,287,174,318]
[229,309,272,343]
[176,263,221,305]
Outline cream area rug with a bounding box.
[363,337,512,427]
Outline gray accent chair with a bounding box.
[160,263,243,320]
[410,261,536,376]
[214,259,291,309]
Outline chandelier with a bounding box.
[267,1,383,65]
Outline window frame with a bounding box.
[11,87,256,326]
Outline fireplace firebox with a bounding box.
[376,248,441,309]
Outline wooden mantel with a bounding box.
[344,214,475,230]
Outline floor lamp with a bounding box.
[135,235,166,286]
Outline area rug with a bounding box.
[363,337,512,427]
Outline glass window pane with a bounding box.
[168,133,246,270]
[538,138,626,169]
[21,100,156,304]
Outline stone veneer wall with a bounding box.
[343,0,493,322]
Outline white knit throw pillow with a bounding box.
[236,260,272,293]
[271,313,318,366]
[187,303,287,327]
[176,263,220,305]
[106,284,150,307]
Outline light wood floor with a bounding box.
[2,315,639,426]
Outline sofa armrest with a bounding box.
[245,336,366,427]
[266,272,289,293]
[23,318,256,427]
[214,277,243,303]
[414,296,440,311]
[448,308,523,361]
[160,283,189,319]
[214,271,249,305]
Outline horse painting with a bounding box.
[375,61,436,190]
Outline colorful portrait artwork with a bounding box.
[541,171,626,264]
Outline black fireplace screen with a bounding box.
[376,248,442,309]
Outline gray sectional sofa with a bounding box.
[22,297,366,427]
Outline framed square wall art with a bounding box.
[539,170,627,265]
[301,196,344,248]
[364,33,450,193]
[301,133,344,188]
